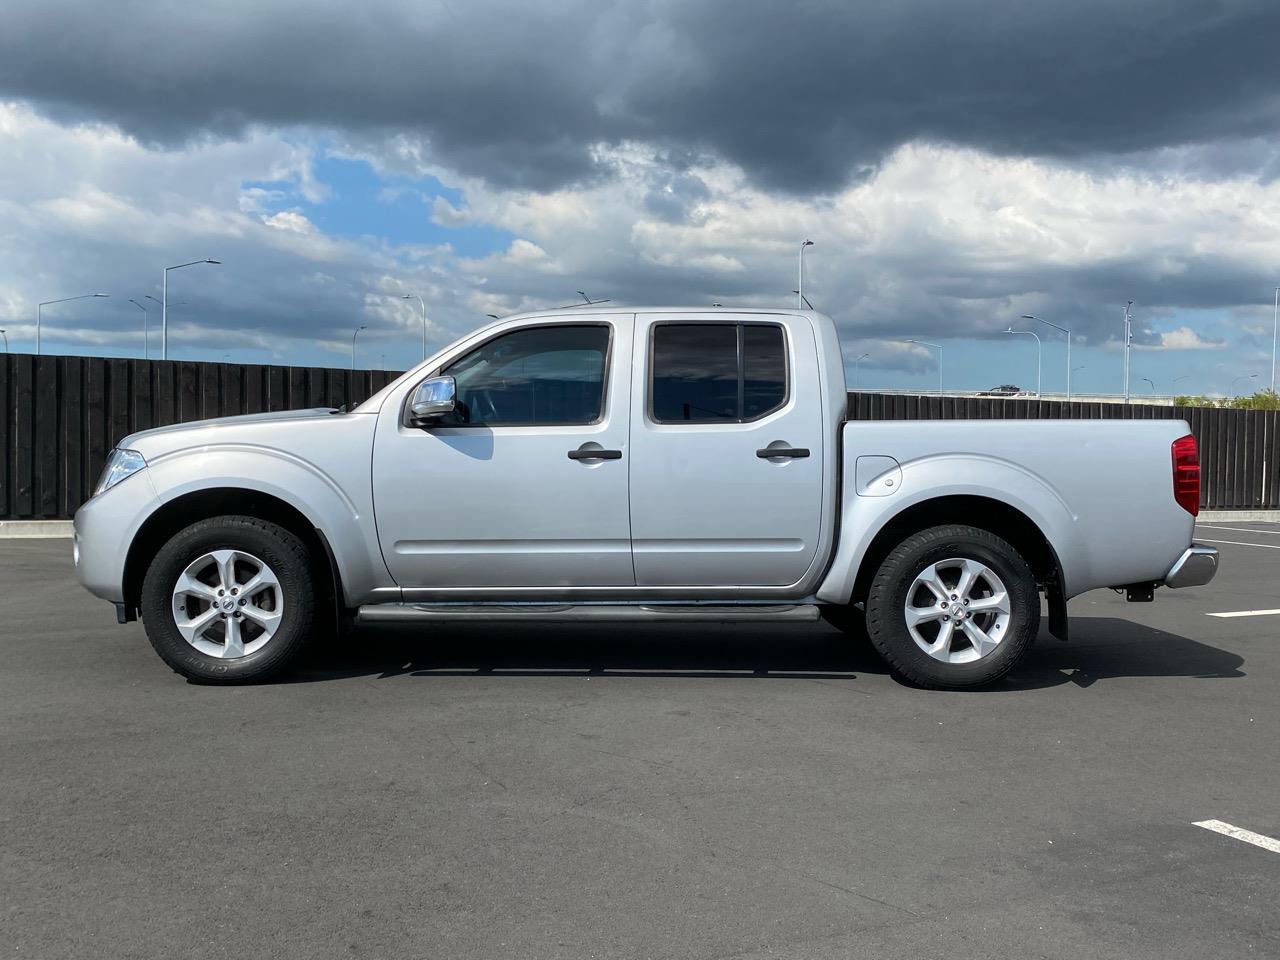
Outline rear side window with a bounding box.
[650,323,787,423]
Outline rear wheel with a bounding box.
[140,516,315,683]
[865,524,1039,689]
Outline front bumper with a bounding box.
[1164,543,1219,589]
[73,469,159,604]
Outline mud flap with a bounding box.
[1046,578,1068,641]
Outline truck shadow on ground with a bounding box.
[294,617,1244,690]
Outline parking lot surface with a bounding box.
[3,522,1279,960]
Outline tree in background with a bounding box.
[1174,389,1280,410]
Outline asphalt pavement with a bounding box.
[2,523,1278,959]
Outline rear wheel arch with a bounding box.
[849,495,1066,635]
[122,488,340,623]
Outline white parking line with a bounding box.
[1193,819,1280,854]
[1196,537,1280,550]
[1197,525,1280,536]
[1206,609,1280,619]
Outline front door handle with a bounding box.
[756,446,810,459]
[568,447,623,461]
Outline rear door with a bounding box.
[627,313,825,586]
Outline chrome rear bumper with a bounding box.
[1164,543,1219,589]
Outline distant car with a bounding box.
[980,384,1024,396]
[74,306,1217,690]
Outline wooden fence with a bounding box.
[0,354,1273,518]
[847,391,1278,511]
[0,354,398,520]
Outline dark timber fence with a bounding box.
[0,354,399,520]
[847,391,1278,512]
[0,355,1274,518]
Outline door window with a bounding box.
[650,323,787,423]
[436,324,610,426]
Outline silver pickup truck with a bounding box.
[74,306,1217,688]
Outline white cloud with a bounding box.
[2,100,1280,378]
[431,196,470,227]
[263,210,315,235]
[1151,326,1227,350]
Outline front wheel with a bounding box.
[140,516,316,683]
[864,524,1039,689]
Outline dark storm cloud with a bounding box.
[3,0,1280,192]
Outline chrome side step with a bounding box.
[356,603,821,624]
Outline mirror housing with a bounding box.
[409,376,456,422]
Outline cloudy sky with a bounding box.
[2,0,1280,396]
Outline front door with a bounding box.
[627,313,826,586]
[373,316,634,588]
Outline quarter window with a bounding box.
[650,323,787,423]
[436,324,610,426]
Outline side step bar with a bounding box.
[356,603,821,624]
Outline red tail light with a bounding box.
[1172,434,1200,517]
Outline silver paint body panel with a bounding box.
[73,306,1210,612]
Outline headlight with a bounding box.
[95,448,147,495]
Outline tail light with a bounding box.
[1172,434,1200,517]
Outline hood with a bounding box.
[118,407,345,456]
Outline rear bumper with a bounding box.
[1164,543,1219,589]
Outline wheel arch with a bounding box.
[835,494,1069,640]
[121,488,342,623]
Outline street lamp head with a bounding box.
[403,294,412,300]
[204,260,221,265]
[94,293,109,298]
[801,239,814,247]
[1020,315,1036,320]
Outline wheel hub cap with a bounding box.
[904,557,1012,664]
[170,549,284,659]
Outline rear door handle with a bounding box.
[756,447,810,459]
[568,447,623,461]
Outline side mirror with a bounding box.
[409,376,456,422]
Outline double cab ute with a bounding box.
[74,307,1218,688]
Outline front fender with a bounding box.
[143,444,391,603]
[817,453,1080,604]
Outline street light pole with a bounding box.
[352,325,367,371]
[1122,300,1134,403]
[1142,377,1155,394]
[1023,314,1071,400]
[403,294,428,362]
[906,339,943,395]
[798,240,814,310]
[1272,286,1277,393]
[162,259,220,360]
[1004,328,1042,397]
[144,295,184,357]
[0,330,8,353]
[852,352,870,389]
[128,299,149,358]
[1231,373,1258,397]
[37,293,109,355]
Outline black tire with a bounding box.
[140,515,316,683]
[865,524,1039,690]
